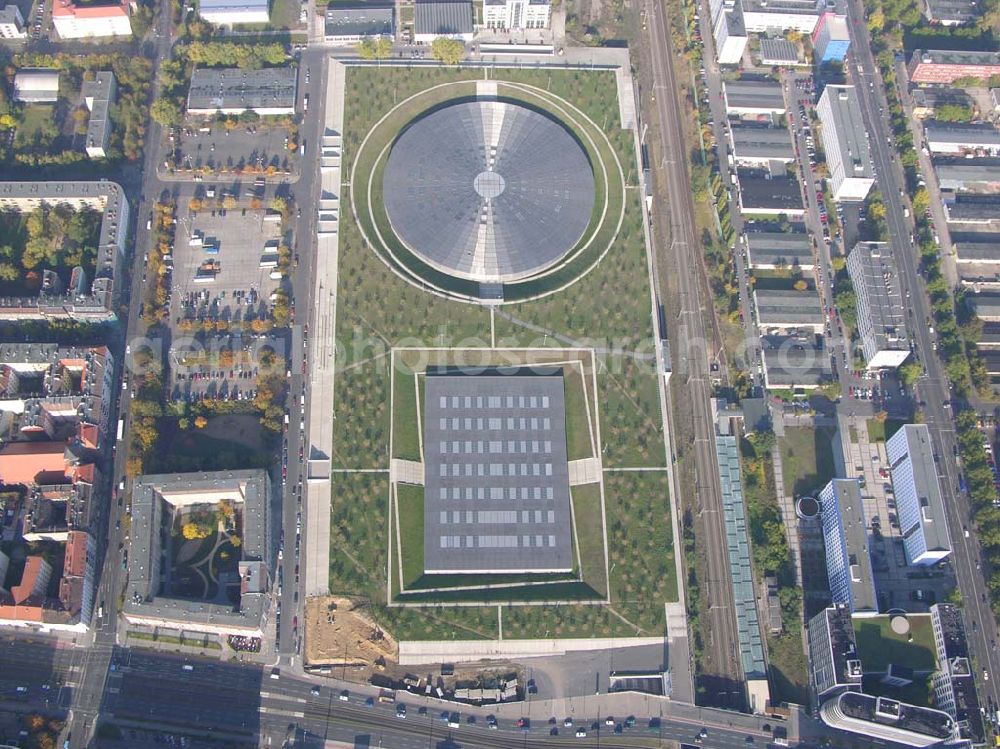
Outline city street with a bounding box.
[99,650,788,749]
[843,0,1000,706]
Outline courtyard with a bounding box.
[166,501,243,604]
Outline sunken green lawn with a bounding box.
[854,615,937,673]
[327,66,675,641]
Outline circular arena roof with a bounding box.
[382,100,596,284]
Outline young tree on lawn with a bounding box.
[430,37,465,65]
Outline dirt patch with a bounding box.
[304,596,398,670]
[201,414,268,452]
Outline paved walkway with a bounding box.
[302,58,346,598]
[398,636,666,665]
[568,457,601,485]
[389,459,423,485]
[770,443,803,588]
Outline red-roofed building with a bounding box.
[11,557,51,603]
[0,442,73,486]
[52,0,131,38]
[0,532,96,630]
[78,423,100,449]
[59,530,95,621]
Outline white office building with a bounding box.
[817,85,876,201]
[820,479,878,615]
[847,242,910,369]
[197,0,269,25]
[51,0,132,38]
[887,425,952,567]
[82,71,116,160]
[714,7,748,65]
[0,4,26,37]
[483,0,550,29]
[738,0,822,33]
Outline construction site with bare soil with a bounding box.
[304,597,398,677]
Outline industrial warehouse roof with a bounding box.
[730,124,794,161]
[908,86,973,113]
[414,0,473,34]
[954,236,1000,263]
[745,230,813,268]
[758,39,799,65]
[923,0,979,23]
[422,371,573,575]
[971,289,1000,318]
[13,68,60,103]
[716,435,767,680]
[933,159,1000,191]
[198,0,268,14]
[737,172,805,213]
[979,349,1000,374]
[912,48,1000,67]
[382,100,595,284]
[753,288,824,328]
[925,122,1000,148]
[945,194,1000,222]
[759,334,832,388]
[186,67,297,113]
[723,78,786,113]
[324,3,394,37]
[979,320,1000,346]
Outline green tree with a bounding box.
[430,37,466,65]
[934,103,973,122]
[374,36,393,59]
[898,359,921,386]
[151,98,182,127]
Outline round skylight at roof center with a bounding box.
[381,100,596,285]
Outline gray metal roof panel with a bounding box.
[423,372,574,574]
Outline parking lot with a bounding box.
[167,123,299,180]
[172,203,284,319]
[844,417,959,612]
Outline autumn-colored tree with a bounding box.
[26,714,46,731]
[194,415,208,429]
[188,198,203,212]
[125,456,144,478]
[430,37,465,64]
[182,522,211,540]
